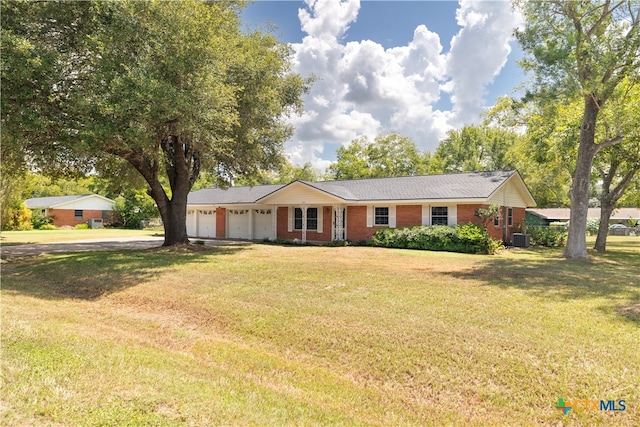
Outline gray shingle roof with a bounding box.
[302,170,516,201]
[188,184,285,205]
[24,194,98,209]
[189,171,517,204]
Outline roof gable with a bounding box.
[25,194,116,209]
[486,171,536,208]
[257,181,346,204]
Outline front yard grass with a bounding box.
[1,237,638,425]
[0,228,162,246]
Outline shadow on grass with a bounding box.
[445,245,640,321]
[1,245,247,301]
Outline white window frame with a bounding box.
[374,207,389,225]
[431,206,448,226]
[291,207,322,232]
[367,205,396,228]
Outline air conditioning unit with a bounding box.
[87,218,104,229]
[512,233,530,247]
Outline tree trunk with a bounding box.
[121,133,200,247]
[157,190,190,246]
[593,163,638,252]
[564,95,599,259]
[593,205,614,252]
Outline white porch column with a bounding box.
[333,205,345,240]
[272,205,278,240]
[248,208,254,240]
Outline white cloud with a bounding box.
[298,0,360,41]
[286,0,520,170]
[446,1,521,125]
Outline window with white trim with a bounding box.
[74,210,83,220]
[494,212,500,227]
[431,206,448,225]
[294,207,317,230]
[374,207,389,225]
[508,207,513,227]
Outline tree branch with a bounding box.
[594,135,624,154]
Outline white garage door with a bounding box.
[253,209,273,240]
[228,209,251,239]
[197,209,216,238]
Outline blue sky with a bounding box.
[242,0,525,169]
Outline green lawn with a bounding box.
[1,237,638,426]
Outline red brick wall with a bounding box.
[346,206,370,242]
[348,205,423,242]
[276,206,332,242]
[215,208,226,238]
[457,204,484,225]
[512,207,526,236]
[457,204,527,242]
[396,205,422,228]
[49,209,105,227]
[272,204,528,244]
[456,204,498,240]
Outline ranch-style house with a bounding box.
[24,194,116,228]
[186,170,536,244]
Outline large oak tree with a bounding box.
[1,0,307,245]
[515,0,640,258]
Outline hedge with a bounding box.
[372,223,501,254]
[528,226,567,247]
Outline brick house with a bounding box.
[24,194,116,227]
[187,170,536,244]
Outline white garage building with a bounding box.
[186,184,283,240]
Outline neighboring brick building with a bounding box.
[187,171,536,244]
[24,194,116,228]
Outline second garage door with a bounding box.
[227,209,251,239]
[197,209,216,238]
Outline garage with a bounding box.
[197,209,216,238]
[253,208,273,240]
[227,209,251,239]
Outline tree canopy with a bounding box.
[1,0,308,244]
[328,133,429,180]
[515,0,640,258]
[431,125,518,174]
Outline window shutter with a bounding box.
[366,206,373,227]
[449,205,457,226]
[422,205,429,226]
[317,206,323,233]
[287,207,293,232]
[389,206,396,228]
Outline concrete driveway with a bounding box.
[0,236,246,258]
[0,236,165,258]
